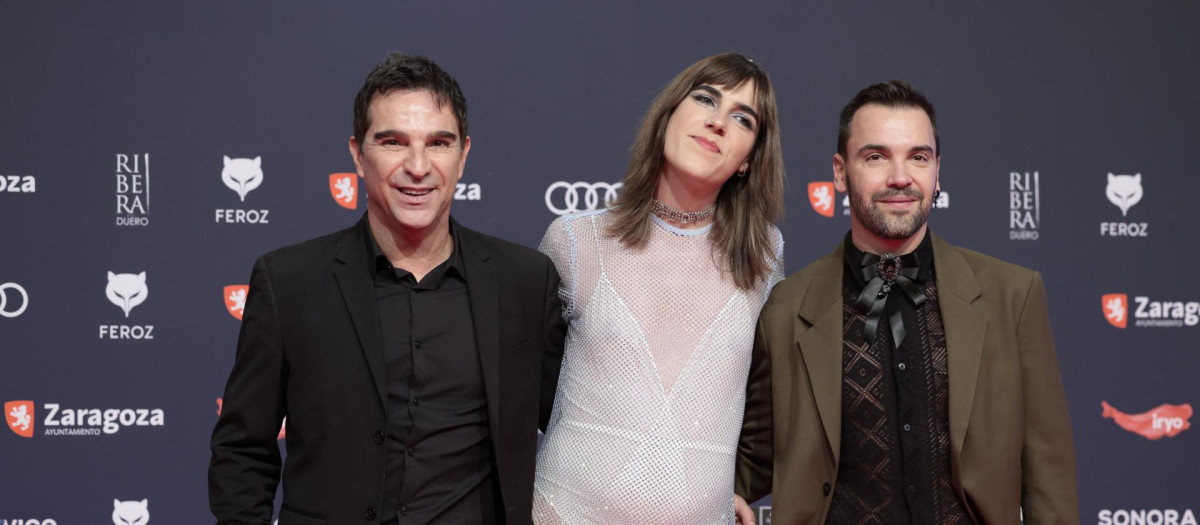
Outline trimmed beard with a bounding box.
[846,176,931,240]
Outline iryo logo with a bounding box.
[808,182,834,218]
[329,173,358,209]
[224,285,248,320]
[1102,293,1128,328]
[5,400,34,438]
[1101,401,1192,440]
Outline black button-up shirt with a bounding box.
[366,222,498,524]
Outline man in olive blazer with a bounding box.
[735,82,1077,524]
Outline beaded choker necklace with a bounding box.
[650,199,717,224]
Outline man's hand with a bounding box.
[735,494,756,525]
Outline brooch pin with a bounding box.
[877,253,901,295]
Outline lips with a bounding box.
[395,187,434,203]
[691,136,721,154]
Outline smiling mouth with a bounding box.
[398,188,433,197]
[691,136,721,154]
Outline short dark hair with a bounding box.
[353,52,468,145]
[837,80,938,157]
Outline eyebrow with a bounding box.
[696,85,760,124]
[856,144,935,156]
[372,129,460,143]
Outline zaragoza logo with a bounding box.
[808,182,835,218]
[1102,293,1127,328]
[224,285,248,320]
[1101,401,1192,440]
[6,400,35,438]
[329,173,358,209]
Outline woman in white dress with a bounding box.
[533,53,785,524]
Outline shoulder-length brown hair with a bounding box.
[606,53,785,290]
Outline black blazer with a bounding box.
[209,216,567,524]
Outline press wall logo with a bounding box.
[216,156,270,224]
[223,285,248,320]
[1,282,29,318]
[5,400,165,437]
[1,173,36,193]
[809,182,835,217]
[111,498,149,524]
[329,172,359,209]
[115,153,150,227]
[757,505,772,525]
[1,518,59,524]
[1103,292,1200,328]
[1098,509,1196,525]
[1009,171,1039,240]
[1101,401,1192,440]
[545,181,621,215]
[1101,172,1148,237]
[101,271,155,340]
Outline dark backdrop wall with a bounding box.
[2,2,1197,523]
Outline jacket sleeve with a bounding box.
[736,316,774,503]
[1017,272,1079,524]
[209,256,287,523]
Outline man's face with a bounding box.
[349,89,469,238]
[834,104,939,243]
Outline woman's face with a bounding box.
[661,81,759,190]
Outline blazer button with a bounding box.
[365,506,377,520]
[822,482,832,496]
[374,431,384,444]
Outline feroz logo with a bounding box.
[329,172,358,209]
[1009,171,1039,240]
[224,285,248,320]
[1,174,36,193]
[1098,509,1196,525]
[222,156,263,201]
[545,181,622,215]
[808,182,834,217]
[0,282,29,318]
[1102,293,1128,328]
[216,398,285,440]
[1102,401,1192,440]
[112,498,149,524]
[1101,172,1148,237]
[215,155,270,224]
[6,400,34,438]
[100,271,155,340]
[115,153,150,227]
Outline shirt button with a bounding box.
[897,362,906,371]
[411,397,420,406]
[903,423,912,432]
[365,506,377,520]
[822,482,832,495]
[414,340,422,349]
[374,431,384,444]
[400,506,409,516]
[408,448,415,457]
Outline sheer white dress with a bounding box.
[533,209,783,524]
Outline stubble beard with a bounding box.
[847,178,931,240]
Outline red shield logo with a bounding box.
[329,173,358,209]
[1102,293,1128,328]
[224,285,249,321]
[5,400,35,438]
[808,182,835,218]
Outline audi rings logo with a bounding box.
[1,282,29,318]
[545,181,623,215]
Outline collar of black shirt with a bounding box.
[364,219,467,289]
[842,229,935,290]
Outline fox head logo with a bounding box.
[107,271,148,318]
[222,156,263,202]
[112,498,149,525]
[329,173,358,209]
[1105,173,1142,216]
[224,285,248,320]
[5,400,34,438]
[808,182,835,218]
[1102,293,1128,328]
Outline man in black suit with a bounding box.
[209,52,567,524]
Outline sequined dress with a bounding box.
[533,209,783,524]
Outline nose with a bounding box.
[886,159,913,188]
[403,145,431,180]
[705,115,726,136]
